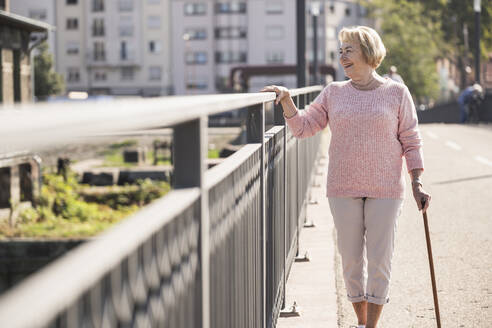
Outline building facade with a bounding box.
[172,0,372,95]
[51,0,173,96]
[171,0,300,95]
[11,0,374,97]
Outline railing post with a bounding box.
[173,117,209,328]
[273,100,288,310]
[246,103,266,328]
[295,95,300,257]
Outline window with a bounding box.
[184,3,206,15]
[121,67,134,81]
[119,0,133,11]
[266,51,284,64]
[329,4,335,13]
[266,2,283,14]
[185,28,207,40]
[266,26,284,40]
[92,18,105,36]
[149,66,162,81]
[29,9,47,21]
[66,18,78,30]
[215,51,247,64]
[67,67,80,82]
[345,7,351,16]
[147,16,161,29]
[215,2,246,14]
[93,41,106,61]
[92,0,104,12]
[120,24,134,36]
[66,0,77,5]
[185,52,207,65]
[94,71,107,81]
[120,41,127,60]
[148,40,162,54]
[214,27,246,39]
[66,41,79,55]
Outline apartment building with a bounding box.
[172,0,372,95]
[24,0,174,96]
[172,0,299,95]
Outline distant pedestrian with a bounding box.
[458,83,484,123]
[383,65,404,84]
[261,26,430,328]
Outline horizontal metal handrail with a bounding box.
[0,87,323,153]
[0,188,201,327]
[0,93,275,152]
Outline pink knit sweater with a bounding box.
[285,79,424,199]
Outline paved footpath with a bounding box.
[276,128,338,328]
[278,123,492,327]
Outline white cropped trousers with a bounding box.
[328,197,404,305]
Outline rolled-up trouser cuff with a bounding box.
[366,294,389,305]
[347,294,366,303]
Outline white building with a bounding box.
[12,0,372,97]
[172,0,372,95]
[14,0,174,96]
[171,0,299,95]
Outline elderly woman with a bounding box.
[261,26,431,328]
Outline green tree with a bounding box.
[409,0,492,88]
[363,0,444,102]
[34,41,64,100]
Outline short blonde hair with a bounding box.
[338,26,386,69]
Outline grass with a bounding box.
[0,170,171,239]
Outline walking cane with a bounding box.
[421,199,441,328]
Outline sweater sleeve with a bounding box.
[398,86,424,172]
[284,84,330,138]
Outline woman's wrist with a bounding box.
[411,178,423,188]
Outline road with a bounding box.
[336,123,492,327]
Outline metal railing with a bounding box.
[0,86,324,328]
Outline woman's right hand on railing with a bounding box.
[260,85,290,105]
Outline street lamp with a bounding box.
[310,2,320,85]
[474,0,481,83]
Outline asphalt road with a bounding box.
[336,123,492,327]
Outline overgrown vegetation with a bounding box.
[0,171,170,239]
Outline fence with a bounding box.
[0,86,323,328]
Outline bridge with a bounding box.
[0,86,324,328]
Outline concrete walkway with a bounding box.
[277,129,339,328]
